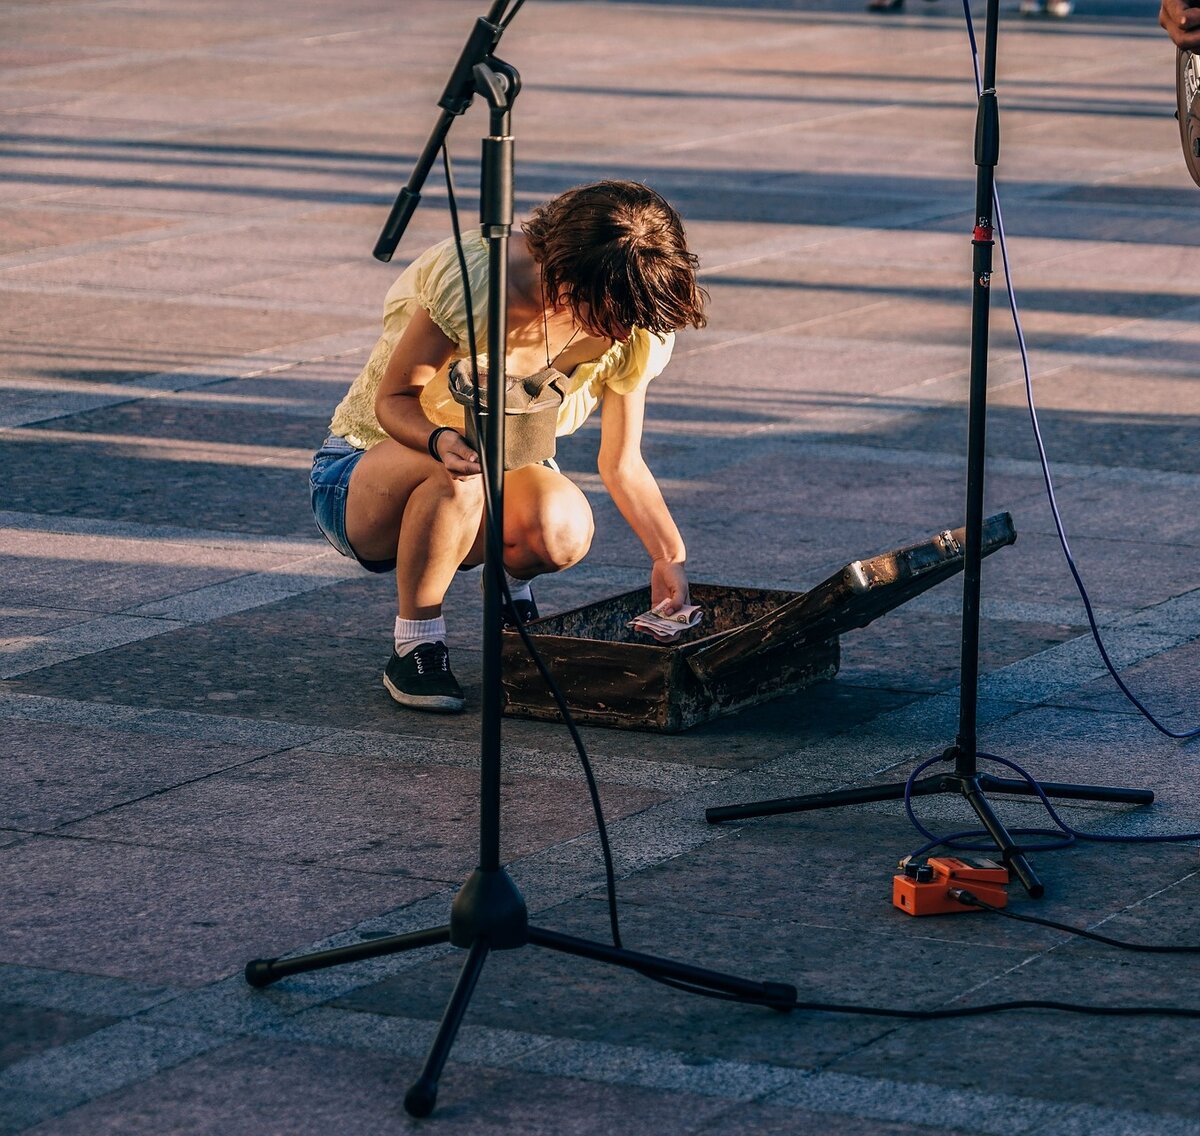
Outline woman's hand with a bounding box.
[650,558,689,615]
[1161,0,1200,48]
[435,429,482,480]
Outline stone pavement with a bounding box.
[2,0,1199,1132]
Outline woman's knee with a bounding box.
[427,468,485,516]
[520,495,594,572]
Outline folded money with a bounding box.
[627,602,704,642]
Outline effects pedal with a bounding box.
[892,855,1009,916]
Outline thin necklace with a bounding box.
[539,273,582,369]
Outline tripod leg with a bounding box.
[404,939,490,1118]
[528,926,796,1008]
[705,774,949,824]
[961,778,1044,898]
[245,925,450,988]
[978,773,1154,806]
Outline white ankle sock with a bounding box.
[394,615,447,656]
[478,569,533,601]
[504,570,532,601]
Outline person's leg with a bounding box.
[502,463,595,578]
[461,463,594,628]
[344,438,484,711]
[345,438,484,613]
[394,469,486,620]
[463,463,594,583]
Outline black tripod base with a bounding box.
[245,868,796,1117]
[706,755,1154,898]
[244,924,451,988]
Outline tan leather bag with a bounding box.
[449,360,565,470]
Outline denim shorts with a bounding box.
[310,434,396,573]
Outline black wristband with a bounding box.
[427,426,456,463]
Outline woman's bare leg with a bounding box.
[345,445,590,618]
[343,438,484,618]
[463,463,594,578]
[396,472,485,618]
[341,439,484,712]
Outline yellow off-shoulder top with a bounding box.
[328,230,674,451]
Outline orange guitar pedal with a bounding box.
[892,855,1009,916]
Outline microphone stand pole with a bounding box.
[242,3,797,1119]
[705,0,1154,896]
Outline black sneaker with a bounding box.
[478,572,539,630]
[383,642,465,713]
[503,590,538,630]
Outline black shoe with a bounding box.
[479,572,539,630]
[503,590,539,630]
[383,642,465,713]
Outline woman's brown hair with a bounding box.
[522,180,707,341]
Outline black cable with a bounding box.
[790,997,1200,1021]
[442,145,624,950]
[633,974,1200,1019]
[395,5,1200,1026]
[951,887,1200,953]
[442,148,804,1011]
[498,0,527,29]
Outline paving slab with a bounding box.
[0,834,439,987]
[5,1036,937,1136]
[0,718,281,831]
[59,747,669,885]
[1062,636,1200,722]
[0,1004,118,1073]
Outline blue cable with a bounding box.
[958,0,1199,741]
[904,749,1200,860]
[901,6,1200,862]
[903,752,1075,858]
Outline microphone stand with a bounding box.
[705,0,1154,897]
[242,3,796,1118]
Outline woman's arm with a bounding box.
[598,382,689,614]
[374,306,480,478]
